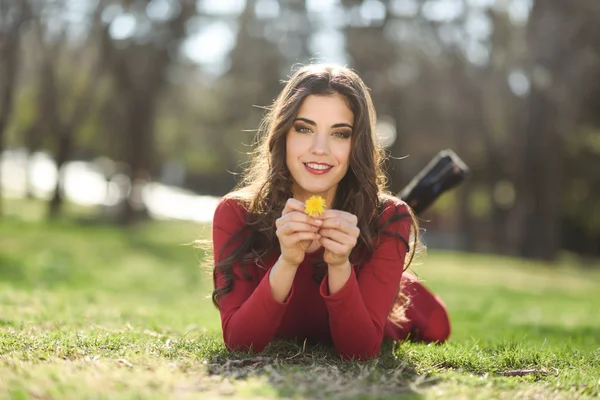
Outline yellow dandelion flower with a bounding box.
[304,195,326,217]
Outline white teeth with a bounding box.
[306,163,332,170]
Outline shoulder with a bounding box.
[212,194,249,230]
[376,193,411,222]
[374,194,412,250]
[214,195,246,216]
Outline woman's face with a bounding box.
[285,93,354,205]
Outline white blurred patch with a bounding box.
[1,150,220,222]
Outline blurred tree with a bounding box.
[341,0,404,191]
[566,24,600,256]
[515,0,600,261]
[0,0,30,215]
[452,6,528,255]
[99,0,196,224]
[1,0,598,259]
[26,0,107,219]
[190,0,287,194]
[339,0,600,259]
[341,0,484,248]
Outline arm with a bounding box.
[213,198,321,352]
[326,260,352,295]
[213,199,290,353]
[320,201,411,360]
[269,256,300,303]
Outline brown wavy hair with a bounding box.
[211,64,421,324]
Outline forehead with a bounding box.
[296,94,354,123]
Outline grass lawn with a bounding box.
[1,198,599,399]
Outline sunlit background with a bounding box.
[1,0,599,261]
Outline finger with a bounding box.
[277,221,320,236]
[319,210,358,225]
[319,237,349,255]
[281,198,307,216]
[281,232,321,247]
[276,212,323,229]
[320,218,359,236]
[319,228,358,246]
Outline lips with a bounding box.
[304,162,333,175]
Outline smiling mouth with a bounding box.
[304,162,333,175]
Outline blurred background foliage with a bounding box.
[1,0,599,261]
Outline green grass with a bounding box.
[1,198,599,399]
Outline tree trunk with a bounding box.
[23,121,43,198]
[517,90,564,261]
[513,0,593,261]
[119,94,155,225]
[48,129,73,219]
[456,179,477,252]
[478,84,511,255]
[0,1,27,215]
[100,2,195,226]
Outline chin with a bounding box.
[299,182,336,196]
[306,188,330,196]
[299,184,325,193]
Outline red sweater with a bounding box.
[212,196,450,360]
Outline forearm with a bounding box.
[327,260,352,295]
[269,255,299,302]
[322,271,383,360]
[221,267,294,353]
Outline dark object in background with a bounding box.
[397,149,469,216]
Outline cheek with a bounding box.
[286,135,309,159]
[285,137,301,168]
[335,143,352,167]
[285,136,294,159]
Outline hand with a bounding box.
[318,209,360,267]
[276,198,323,266]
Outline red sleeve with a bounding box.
[320,199,411,360]
[212,197,293,353]
[401,273,451,343]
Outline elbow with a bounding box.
[225,342,266,354]
[339,349,380,361]
[337,340,382,361]
[422,328,450,344]
[339,350,380,361]
[421,307,451,343]
[336,325,387,360]
[222,330,268,354]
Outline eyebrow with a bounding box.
[294,117,353,130]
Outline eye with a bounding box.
[294,125,313,134]
[332,131,351,139]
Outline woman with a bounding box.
[211,64,450,360]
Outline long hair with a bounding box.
[211,64,421,324]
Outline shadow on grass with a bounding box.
[67,216,185,264]
[0,253,27,283]
[0,251,93,288]
[204,340,431,399]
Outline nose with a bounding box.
[310,132,330,156]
